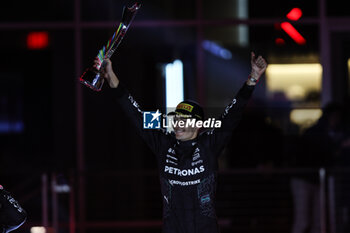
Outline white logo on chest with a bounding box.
[164,165,205,176]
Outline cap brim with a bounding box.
[167,111,192,118]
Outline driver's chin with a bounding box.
[175,131,188,140]
[175,128,195,141]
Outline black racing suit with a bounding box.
[112,82,254,233]
[0,186,27,233]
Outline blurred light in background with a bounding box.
[286,8,303,21]
[30,226,46,233]
[53,184,71,193]
[0,74,24,134]
[266,63,322,101]
[280,22,306,45]
[275,38,286,45]
[0,121,24,133]
[165,60,184,115]
[290,108,322,130]
[202,40,232,60]
[348,58,350,92]
[27,32,49,50]
[237,0,249,47]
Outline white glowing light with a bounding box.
[165,60,184,115]
[266,63,322,101]
[290,109,322,129]
[237,0,249,46]
[31,227,46,233]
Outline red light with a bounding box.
[274,23,282,30]
[275,38,285,45]
[286,8,303,21]
[27,32,49,50]
[281,22,306,45]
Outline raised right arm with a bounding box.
[99,59,171,155]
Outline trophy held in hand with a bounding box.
[79,2,140,91]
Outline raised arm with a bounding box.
[96,58,171,155]
[246,52,268,86]
[203,52,267,152]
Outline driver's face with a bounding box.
[173,116,199,141]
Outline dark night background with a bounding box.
[1,0,350,233]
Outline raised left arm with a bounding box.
[246,52,268,86]
[202,52,267,154]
